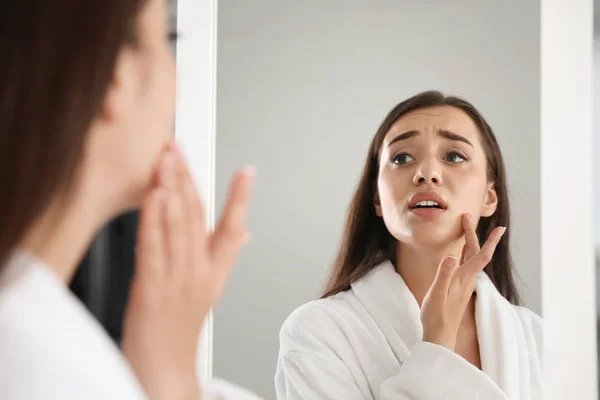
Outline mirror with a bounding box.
[210,1,595,399]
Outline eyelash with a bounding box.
[444,151,468,163]
[390,151,468,165]
[168,31,180,41]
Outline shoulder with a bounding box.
[279,291,360,349]
[511,304,543,360]
[280,292,356,334]
[512,305,542,336]
[0,253,145,399]
[0,306,145,399]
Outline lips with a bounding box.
[408,191,448,210]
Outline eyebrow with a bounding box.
[387,129,473,147]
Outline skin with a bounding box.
[374,106,505,367]
[19,0,255,398]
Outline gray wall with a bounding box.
[214,1,541,398]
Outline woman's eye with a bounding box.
[168,31,179,42]
[445,151,467,163]
[391,153,415,165]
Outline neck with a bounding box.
[395,239,465,306]
[19,185,124,284]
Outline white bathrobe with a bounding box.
[275,261,543,400]
[0,250,263,400]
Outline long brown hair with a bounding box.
[322,90,520,304]
[0,0,146,270]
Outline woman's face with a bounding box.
[375,106,498,248]
[89,0,176,207]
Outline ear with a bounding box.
[374,190,382,217]
[98,49,138,123]
[481,182,498,217]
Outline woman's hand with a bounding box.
[420,214,505,351]
[121,144,255,400]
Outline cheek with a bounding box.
[132,52,176,183]
[156,51,176,115]
[450,170,489,210]
[145,51,176,140]
[377,167,410,210]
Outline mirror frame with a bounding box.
[174,0,218,381]
[541,0,596,398]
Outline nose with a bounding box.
[413,159,442,186]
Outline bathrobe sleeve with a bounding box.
[275,307,507,400]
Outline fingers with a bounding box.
[157,151,177,190]
[463,226,506,276]
[460,244,467,265]
[136,189,168,280]
[165,191,186,275]
[144,142,255,290]
[209,166,256,270]
[429,256,458,302]
[157,148,186,276]
[477,226,506,264]
[461,213,480,262]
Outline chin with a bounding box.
[412,231,459,250]
[118,173,154,213]
[393,215,463,250]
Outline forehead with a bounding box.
[384,106,482,144]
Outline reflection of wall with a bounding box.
[215,1,540,398]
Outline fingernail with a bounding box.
[241,232,253,245]
[467,212,472,220]
[501,226,507,235]
[167,146,184,168]
[242,164,257,177]
[445,255,457,267]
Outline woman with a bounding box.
[275,91,542,399]
[0,1,262,399]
